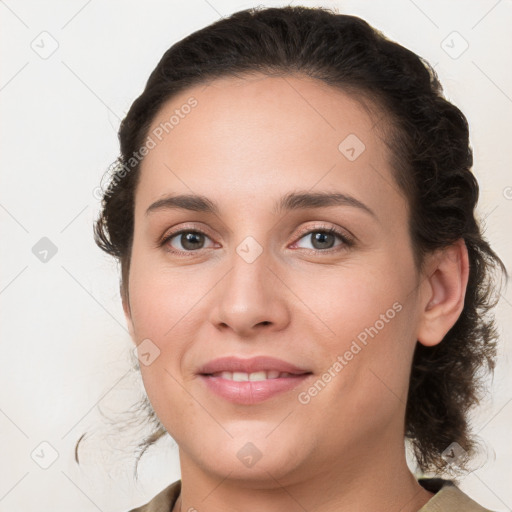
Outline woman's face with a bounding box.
[125,74,427,484]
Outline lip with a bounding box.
[198,356,311,375]
[197,356,313,405]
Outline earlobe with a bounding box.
[417,239,470,347]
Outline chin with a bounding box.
[185,434,309,485]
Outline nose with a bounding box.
[209,249,291,339]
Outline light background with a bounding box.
[1,0,511,511]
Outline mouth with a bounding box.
[203,370,310,381]
[197,356,313,404]
[197,355,312,376]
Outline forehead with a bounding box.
[145,73,385,155]
[135,73,405,221]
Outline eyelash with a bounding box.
[159,224,355,256]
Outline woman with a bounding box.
[91,5,506,511]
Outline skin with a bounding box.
[122,73,469,512]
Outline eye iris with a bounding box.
[181,232,204,250]
[312,231,335,249]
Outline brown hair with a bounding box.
[85,5,507,475]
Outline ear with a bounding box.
[121,285,136,342]
[416,239,470,347]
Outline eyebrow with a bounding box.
[145,191,376,218]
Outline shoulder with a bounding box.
[124,477,495,512]
[127,480,181,512]
[418,478,495,512]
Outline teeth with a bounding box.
[249,371,267,381]
[215,370,292,381]
[232,371,249,382]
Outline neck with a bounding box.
[175,438,434,512]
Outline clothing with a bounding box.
[417,478,493,511]
[127,477,494,512]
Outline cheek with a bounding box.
[292,261,417,409]
[128,268,198,434]
[295,263,408,346]
[127,251,197,341]
[126,254,212,411]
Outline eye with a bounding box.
[162,229,216,253]
[291,226,353,252]
[160,225,354,255]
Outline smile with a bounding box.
[199,372,312,404]
[208,370,296,381]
